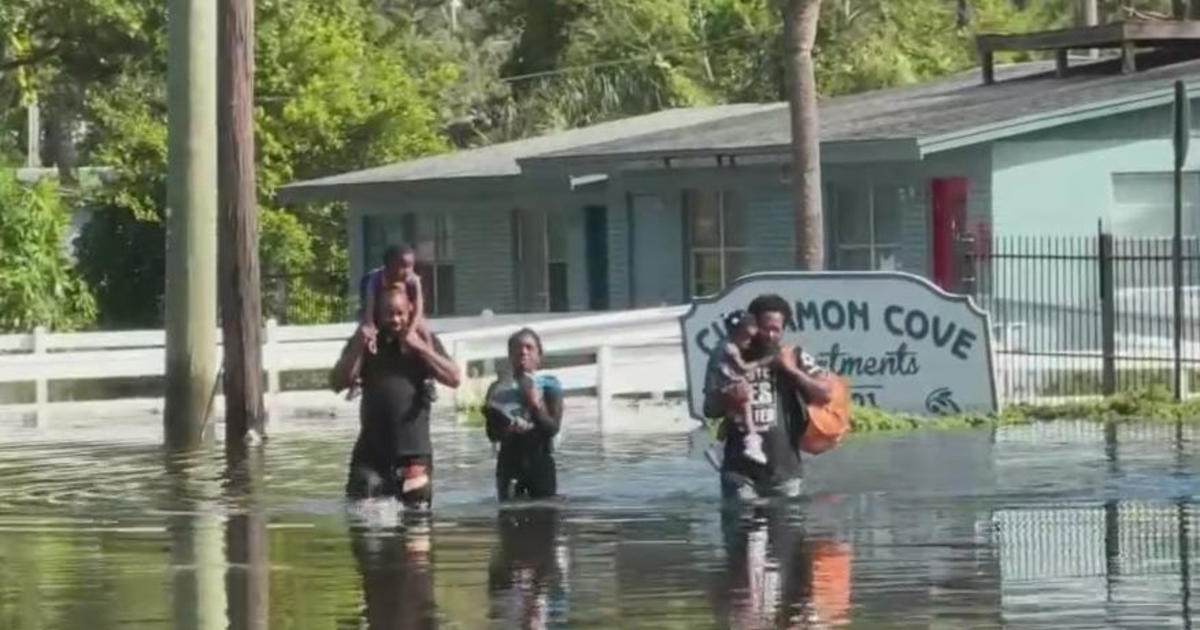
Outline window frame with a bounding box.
[686,189,749,298]
[829,180,907,271]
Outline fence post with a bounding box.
[957,230,977,295]
[264,318,279,425]
[32,326,48,427]
[451,340,469,412]
[596,345,612,429]
[1099,230,1117,396]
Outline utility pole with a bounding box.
[25,97,40,168]
[1172,80,1190,402]
[783,0,825,270]
[219,0,265,451]
[165,0,219,450]
[1083,0,1099,59]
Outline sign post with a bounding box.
[1173,80,1189,402]
[679,271,998,418]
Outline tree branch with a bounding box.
[0,43,62,72]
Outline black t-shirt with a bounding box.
[359,331,446,457]
[713,346,823,484]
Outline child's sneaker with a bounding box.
[744,432,767,465]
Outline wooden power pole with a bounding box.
[219,0,265,450]
[165,0,219,450]
[783,0,825,270]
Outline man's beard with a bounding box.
[745,335,779,362]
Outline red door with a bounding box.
[931,177,968,291]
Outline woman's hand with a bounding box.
[520,375,543,411]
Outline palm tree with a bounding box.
[783,0,824,270]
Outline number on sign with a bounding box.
[850,392,878,407]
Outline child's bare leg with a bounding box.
[739,399,754,433]
[739,399,767,464]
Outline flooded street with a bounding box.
[2,408,1199,629]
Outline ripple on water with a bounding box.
[1,415,1200,629]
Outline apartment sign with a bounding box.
[679,271,998,418]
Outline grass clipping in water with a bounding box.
[853,386,1200,433]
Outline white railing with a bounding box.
[0,306,690,427]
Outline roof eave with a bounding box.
[516,138,921,172]
[918,83,1200,155]
[275,174,522,205]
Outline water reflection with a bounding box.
[714,507,851,629]
[5,418,1200,629]
[224,448,270,630]
[349,513,437,629]
[164,456,227,630]
[487,505,569,629]
[163,448,271,630]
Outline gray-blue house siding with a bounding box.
[278,52,1200,322]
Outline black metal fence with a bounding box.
[968,232,1200,401]
[261,270,352,325]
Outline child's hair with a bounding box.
[723,309,753,336]
[507,327,544,357]
[383,243,416,266]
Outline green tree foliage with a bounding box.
[0,170,95,331]
[460,0,1073,142]
[0,0,1116,327]
[63,0,455,327]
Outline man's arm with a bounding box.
[777,345,831,405]
[405,330,461,388]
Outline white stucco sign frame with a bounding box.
[679,271,998,418]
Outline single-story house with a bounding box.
[279,46,1200,317]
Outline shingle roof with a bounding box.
[280,50,1200,200]
[527,52,1200,163]
[277,102,777,200]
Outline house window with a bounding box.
[828,181,907,270]
[363,213,455,316]
[1110,172,1200,237]
[1110,172,1200,289]
[686,189,748,297]
[547,212,569,312]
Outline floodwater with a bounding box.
[2,406,1200,629]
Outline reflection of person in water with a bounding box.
[713,507,851,629]
[348,517,438,630]
[487,506,569,629]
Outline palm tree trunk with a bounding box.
[783,0,824,270]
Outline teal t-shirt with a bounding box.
[486,372,561,425]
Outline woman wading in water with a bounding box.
[483,328,564,501]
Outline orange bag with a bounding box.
[810,540,852,625]
[799,374,851,455]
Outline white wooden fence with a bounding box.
[0,307,690,427]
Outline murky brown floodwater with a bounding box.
[1,408,1199,629]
